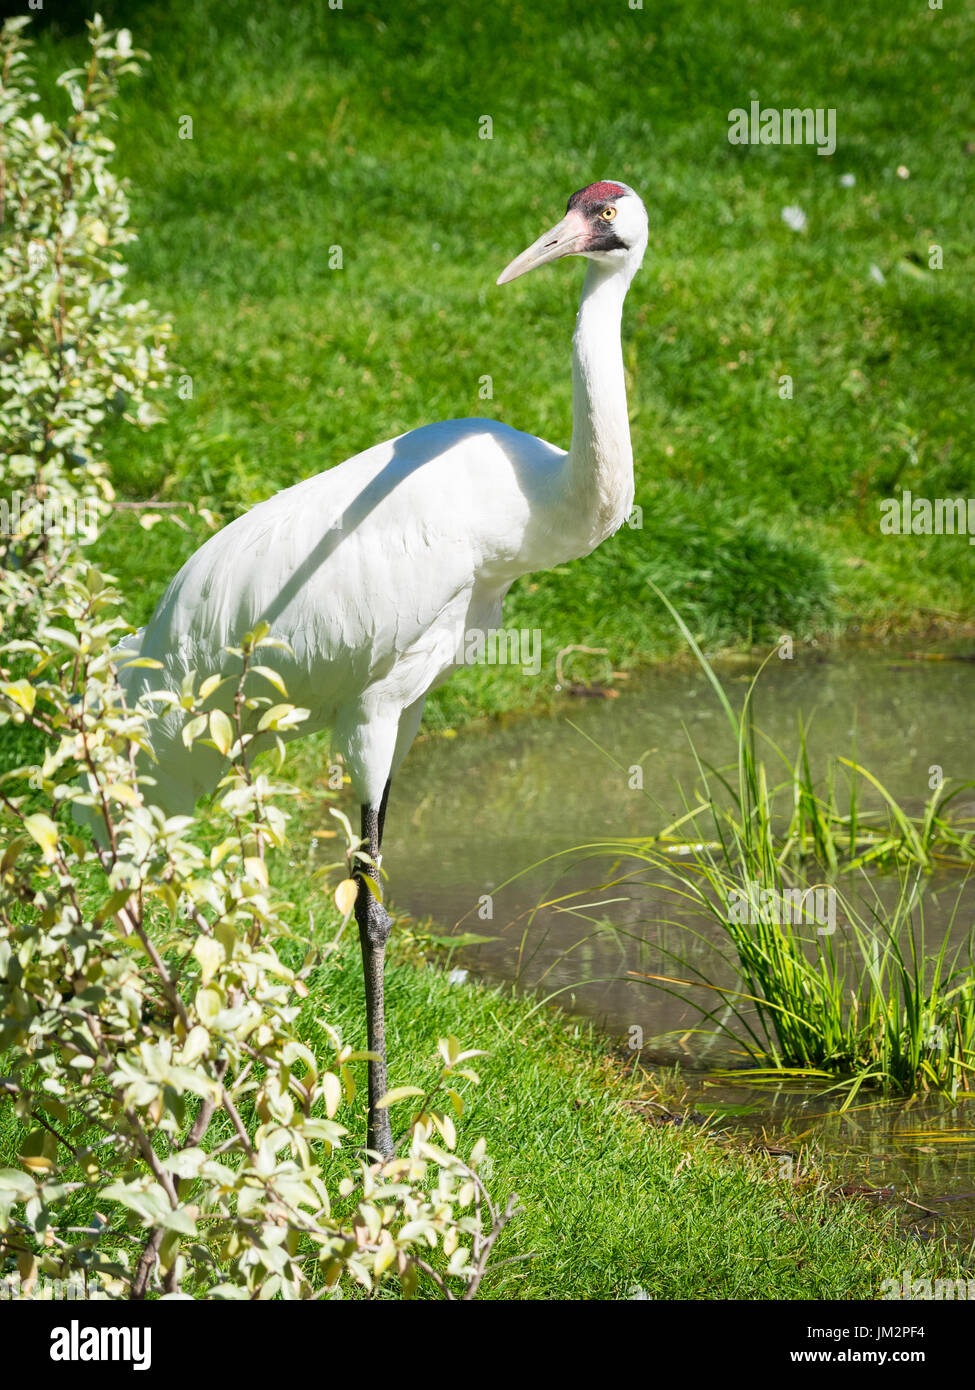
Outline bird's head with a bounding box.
[496,181,648,287]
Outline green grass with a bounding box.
[300,932,973,1298]
[8,909,969,1299]
[7,0,975,1299]
[25,0,975,730]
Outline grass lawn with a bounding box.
[6,0,974,1300]
[28,0,975,728]
[297,927,974,1299]
[3,912,970,1300]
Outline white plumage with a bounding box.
[123,418,563,811]
[114,181,648,1156]
[121,185,648,819]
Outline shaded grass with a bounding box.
[23,0,975,731]
[225,921,975,1297]
[3,890,971,1299]
[5,0,975,1300]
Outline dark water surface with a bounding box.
[332,637,975,1235]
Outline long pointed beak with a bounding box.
[496,209,588,286]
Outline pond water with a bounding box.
[344,637,975,1236]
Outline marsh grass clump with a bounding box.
[540,590,975,1101]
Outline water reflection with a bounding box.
[316,636,975,1230]
[381,637,974,1051]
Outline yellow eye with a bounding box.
[600,206,617,221]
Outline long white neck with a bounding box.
[559,260,635,553]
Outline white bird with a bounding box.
[115,181,648,1156]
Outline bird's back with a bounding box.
[120,418,564,808]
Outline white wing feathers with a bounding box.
[114,418,563,810]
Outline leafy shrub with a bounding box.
[0,15,170,630]
[0,17,513,1300]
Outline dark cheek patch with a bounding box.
[587,228,626,252]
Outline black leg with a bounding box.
[377,777,391,845]
[355,794,394,1159]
